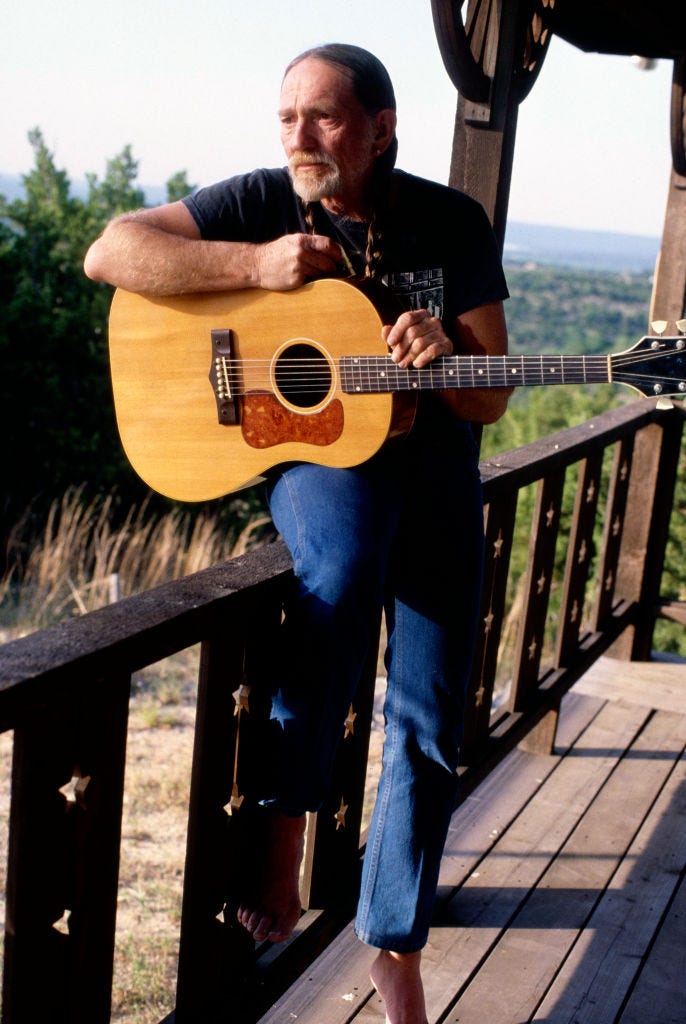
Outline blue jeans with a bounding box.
[264,409,485,952]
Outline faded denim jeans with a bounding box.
[264,408,485,952]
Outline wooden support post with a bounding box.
[650,58,686,326]
[432,0,552,244]
[518,698,562,756]
[449,96,519,248]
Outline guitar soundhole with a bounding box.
[274,343,332,409]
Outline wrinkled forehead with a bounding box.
[279,57,361,114]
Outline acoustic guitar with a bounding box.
[108,277,686,502]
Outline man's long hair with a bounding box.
[284,43,398,280]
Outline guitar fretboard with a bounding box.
[339,354,611,393]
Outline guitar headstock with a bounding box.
[611,320,686,398]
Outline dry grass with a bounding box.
[112,681,197,1023]
[0,486,271,638]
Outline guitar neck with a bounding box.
[340,353,612,393]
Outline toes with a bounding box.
[236,906,279,943]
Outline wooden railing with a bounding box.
[0,398,683,1024]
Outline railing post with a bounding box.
[555,451,604,667]
[299,610,381,914]
[175,592,283,1023]
[592,435,636,629]
[508,469,566,755]
[2,672,130,1024]
[612,410,685,659]
[509,469,566,708]
[462,490,517,764]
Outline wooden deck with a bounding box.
[258,657,686,1023]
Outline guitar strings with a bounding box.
[212,346,684,394]
[214,349,680,370]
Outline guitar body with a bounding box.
[109,278,414,501]
[110,277,686,502]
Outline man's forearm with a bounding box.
[84,216,260,295]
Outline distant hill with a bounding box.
[2,171,660,275]
[504,220,659,275]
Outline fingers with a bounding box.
[256,233,345,289]
[384,308,453,368]
[296,233,346,277]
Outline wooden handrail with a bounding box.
[0,399,683,1023]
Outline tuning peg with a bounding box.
[676,319,686,334]
[651,320,669,335]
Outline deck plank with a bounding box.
[438,707,686,1024]
[439,692,604,884]
[409,698,654,1023]
[573,656,686,713]
[619,868,686,1024]
[533,750,686,1022]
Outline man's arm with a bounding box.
[382,300,511,425]
[83,200,344,295]
[445,301,511,424]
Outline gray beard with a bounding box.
[289,163,343,203]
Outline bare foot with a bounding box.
[370,949,428,1024]
[237,809,306,943]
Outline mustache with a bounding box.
[288,150,338,171]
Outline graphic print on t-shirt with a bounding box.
[383,269,444,319]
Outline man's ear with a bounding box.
[374,109,397,154]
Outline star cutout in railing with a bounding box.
[224,783,245,816]
[334,797,349,830]
[58,769,91,810]
[344,705,357,739]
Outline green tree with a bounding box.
[85,144,145,222]
[166,170,196,203]
[0,131,152,536]
[1,131,265,570]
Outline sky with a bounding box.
[2,0,676,238]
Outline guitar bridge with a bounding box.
[210,329,239,425]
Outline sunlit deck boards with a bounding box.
[258,658,686,1023]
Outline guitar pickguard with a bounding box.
[241,393,345,449]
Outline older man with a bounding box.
[85,43,510,1024]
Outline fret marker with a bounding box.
[477,369,484,376]
[511,368,518,374]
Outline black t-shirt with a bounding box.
[183,167,508,339]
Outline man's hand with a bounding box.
[382,308,453,369]
[254,233,346,290]
[383,302,511,424]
